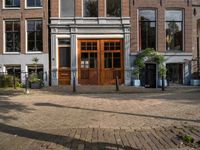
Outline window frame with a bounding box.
[25,0,43,9]
[165,9,184,52]
[4,20,21,53]
[138,9,157,51]
[82,0,99,17]
[105,0,122,17]
[3,0,20,9]
[26,19,43,53]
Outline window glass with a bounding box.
[166,10,183,51]
[106,0,121,17]
[59,47,71,68]
[5,21,20,52]
[5,0,20,8]
[139,10,156,50]
[27,20,43,51]
[83,0,98,17]
[60,0,74,17]
[28,65,44,80]
[27,0,42,7]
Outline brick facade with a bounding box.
[0,0,49,54]
[130,0,193,53]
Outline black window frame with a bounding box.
[5,20,21,52]
[106,0,121,17]
[5,0,20,8]
[83,0,98,17]
[27,20,43,52]
[139,9,157,50]
[165,9,184,51]
[26,0,43,7]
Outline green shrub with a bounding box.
[0,75,21,88]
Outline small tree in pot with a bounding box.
[159,64,167,91]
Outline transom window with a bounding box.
[139,10,156,50]
[83,0,98,17]
[5,0,20,8]
[5,20,20,52]
[106,0,121,17]
[27,0,42,7]
[165,10,183,51]
[27,20,43,52]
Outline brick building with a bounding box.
[50,0,131,86]
[0,0,49,85]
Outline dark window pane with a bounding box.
[84,0,98,17]
[81,53,89,68]
[27,0,42,7]
[5,0,20,7]
[6,22,12,31]
[104,53,112,68]
[113,53,121,68]
[90,53,97,68]
[58,39,70,45]
[107,0,121,17]
[59,47,71,68]
[28,41,35,51]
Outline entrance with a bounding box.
[78,39,124,85]
[166,63,183,85]
[145,64,157,88]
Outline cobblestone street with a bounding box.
[0,86,199,149]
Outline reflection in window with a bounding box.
[27,20,43,51]
[60,0,74,17]
[5,0,20,8]
[106,0,121,17]
[139,10,156,50]
[83,0,98,17]
[166,10,183,51]
[27,0,42,7]
[5,21,20,52]
[59,47,71,68]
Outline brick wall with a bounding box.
[0,0,49,54]
[51,0,130,17]
[131,0,193,53]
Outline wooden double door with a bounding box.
[78,39,124,85]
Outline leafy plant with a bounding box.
[29,73,42,84]
[182,135,194,143]
[159,64,167,78]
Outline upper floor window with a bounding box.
[106,0,121,17]
[60,0,74,17]
[27,0,42,7]
[5,0,20,8]
[165,10,183,51]
[83,0,98,17]
[139,10,156,50]
[27,20,43,52]
[5,20,20,52]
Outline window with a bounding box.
[5,20,20,52]
[27,0,42,7]
[59,47,71,68]
[28,65,43,80]
[106,0,121,17]
[139,10,156,50]
[83,0,98,17]
[166,10,183,51]
[6,65,21,79]
[60,0,74,17]
[27,20,43,52]
[5,0,20,8]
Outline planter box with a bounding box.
[30,82,41,89]
[190,79,200,86]
[131,79,141,87]
[158,79,168,87]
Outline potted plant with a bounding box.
[159,64,168,89]
[29,73,43,89]
[190,72,200,86]
[131,68,141,87]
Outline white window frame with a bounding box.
[25,0,43,9]
[25,19,43,54]
[3,20,21,54]
[2,0,20,9]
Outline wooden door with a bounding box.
[78,39,124,85]
[58,47,71,85]
[78,40,100,85]
[145,64,156,88]
[101,40,124,85]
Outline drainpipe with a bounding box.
[48,0,52,86]
[197,36,200,77]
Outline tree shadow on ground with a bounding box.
[0,123,137,150]
[34,102,200,124]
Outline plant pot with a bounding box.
[131,79,141,87]
[190,79,200,86]
[30,82,41,89]
[158,79,168,87]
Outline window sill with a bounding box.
[26,51,43,54]
[25,7,43,9]
[2,8,20,10]
[3,52,20,55]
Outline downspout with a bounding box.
[48,0,52,86]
